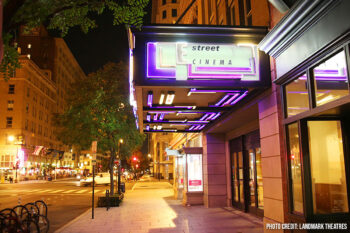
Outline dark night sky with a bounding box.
[62,4,152,75]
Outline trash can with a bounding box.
[120,182,125,193]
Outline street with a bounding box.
[0,179,135,233]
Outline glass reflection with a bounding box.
[285,74,310,117]
[287,123,304,213]
[313,51,349,106]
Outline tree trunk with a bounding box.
[109,147,116,195]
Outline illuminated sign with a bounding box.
[147,42,259,81]
[187,154,203,192]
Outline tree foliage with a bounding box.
[54,62,145,194]
[1,0,149,79]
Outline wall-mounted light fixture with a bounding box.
[159,92,165,105]
[147,91,153,107]
[165,91,175,105]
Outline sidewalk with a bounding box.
[0,177,76,185]
[56,181,263,233]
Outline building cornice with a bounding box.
[258,0,341,58]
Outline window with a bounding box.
[307,120,348,214]
[25,119,28,130]
[285,74,310,117]
[27,87,30,97]
[313,51,349,106]
[7,100,14,111]
[287,123,304,213]
[172,0,176,3]
[172,9,177,17]
[26,104,29,113]
[162,0,166,5]
[6,117,13,128]
[8,85,15,94]
[162,10,167,19]
[245,0,251,14]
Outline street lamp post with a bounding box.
[117,139,123,195]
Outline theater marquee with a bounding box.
[147,42,259,81]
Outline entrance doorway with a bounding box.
[230,130,264,216]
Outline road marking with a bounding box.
[27,189,42,192]
[75,190,88,194]
[62,190,76,194]
[48,190,64,193]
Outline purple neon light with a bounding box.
[206,113,217,120]
[152,120,209,124]
[146,114,151,122]
[190,88,241,93]
[159,113,165,120]
[151,106,195,109]
[198,125,205,130]
[188,65,242,79]
[148,111,176,114]
[194,125,201,130]
[215,94,230,106]
[147,43,176,78]
[146,125,150,131]
[188,126,195,131]
[222,93,239,106]
[153,113,158,121]
[147,92,153,107]
[230,91,248,105]
[200,113,209,121]
[196,66,252,72]
[211,112,221,120]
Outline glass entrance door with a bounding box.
[230,130,264,216]
[231,137,244,210]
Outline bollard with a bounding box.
[16,197,22,215]
[106,190,110,211]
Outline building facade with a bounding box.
[0,26,85,182]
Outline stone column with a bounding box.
[203,133,227,207]
[259,59,286,232]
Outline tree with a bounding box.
[1,0,149,79]
[55,62,145,195]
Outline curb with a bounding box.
[54,208,91,233]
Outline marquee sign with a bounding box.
[147,42,259,81]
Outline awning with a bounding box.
[33,146,44,155]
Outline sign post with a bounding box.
[91,141,97,219]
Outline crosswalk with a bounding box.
[0,188,107,195]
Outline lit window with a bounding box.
[6,117,13,128]
[7,100,14,111]
[313,51,349,106]
[285,74,310,117]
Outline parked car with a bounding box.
[80,173,116,186]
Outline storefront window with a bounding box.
[256,148,264,209]
[308,121,349,214]
[313,51,349,106]
[287,123,304,213]
[285,74,310,117]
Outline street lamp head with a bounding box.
[8,135,15,142]
[148,154,151,158]
[119,139,124,144]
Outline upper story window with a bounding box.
[313,51,348,106]
[172,9,177,17]
[285,74,310,117]
[6,117,13,128]
[172,0,177,3]
[162,10,167,19]
[7,101,14,111]
[8,85,15,94]
[283,49,350,118]
[162,0,166,5]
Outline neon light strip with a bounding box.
[206,113,217,120]
[159,113,165,120]
[146,115,151,122]
[147,43,176,78]
[198,125,206,130]
[195,66,252,72]
[200,114,209,121]
[153,113,158,121]
[215,95,230,106]
[230,91,248,105]
[147,92,153,107]
[211,112,221,120]
[222,93,239,106]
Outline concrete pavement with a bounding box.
[56,181,263,233]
